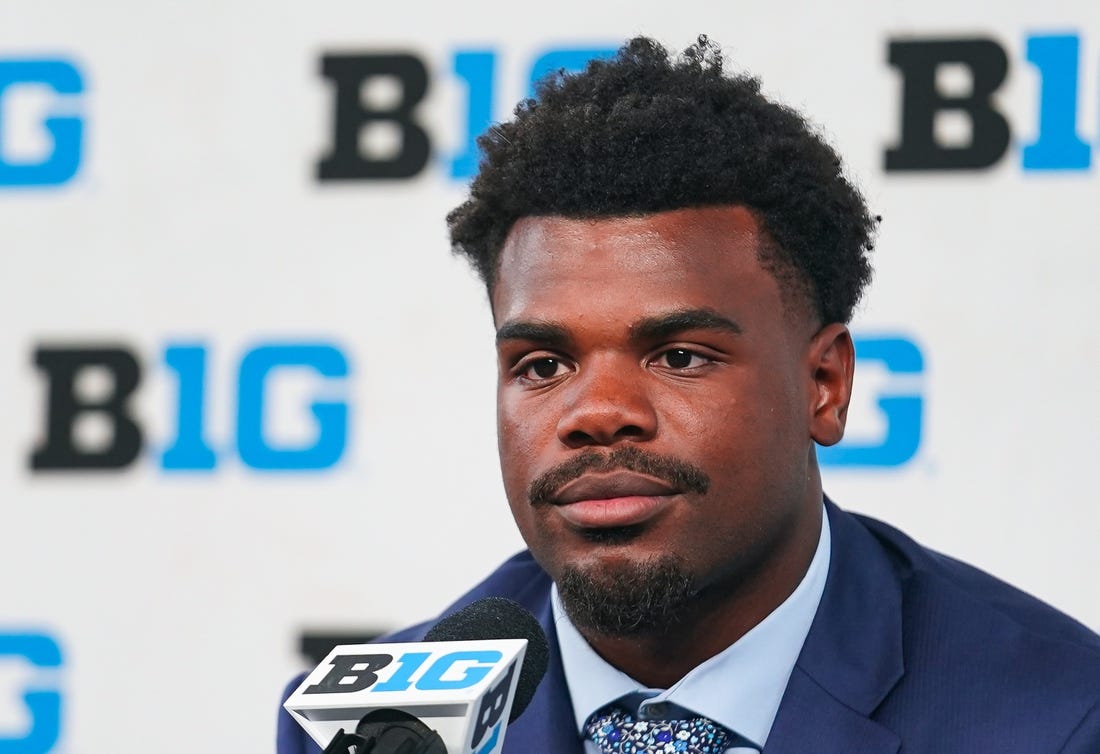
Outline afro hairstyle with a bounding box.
[447,35,876,325]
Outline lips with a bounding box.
[550,471,680,528]
[553,471,679,504]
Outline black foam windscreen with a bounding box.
[423,597,550,722]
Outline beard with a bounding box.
[557,555,697,638]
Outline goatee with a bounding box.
[557,555,696,637]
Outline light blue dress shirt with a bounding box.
[552,505,831,753]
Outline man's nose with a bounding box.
[555,356,658,448]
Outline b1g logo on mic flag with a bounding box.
[0,632,63,754]
[285,639,527,754]
[0,59,84,188]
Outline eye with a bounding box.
[519,357,570,381]
[653,348,711,370]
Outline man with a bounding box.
[278,36,1100,753]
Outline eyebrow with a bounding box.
[495,308,741,348]
[631,308,743,342]
[495,320,571,348]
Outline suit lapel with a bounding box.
[764,501,905,753]
[764,668,899,754]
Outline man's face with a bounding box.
[492,206,847,636]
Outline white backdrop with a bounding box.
[1,1,1098,752]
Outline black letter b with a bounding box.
[885,38,1010,171]
[304,654,393,694]
[31,347,143,471]
[317,54,430,180]
[470,661,515,749]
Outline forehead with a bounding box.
[492,206,780,327]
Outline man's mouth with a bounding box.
[550,471,680,528]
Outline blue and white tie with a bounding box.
[585,706,734,753]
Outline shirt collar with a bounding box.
[552,504,831,749]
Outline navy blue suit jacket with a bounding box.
[277,502,1100,752]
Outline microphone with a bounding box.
[422,597,549,723]
[283,598,550,754]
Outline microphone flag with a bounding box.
[283,638,527,754]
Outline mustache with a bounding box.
[527,446,710,507]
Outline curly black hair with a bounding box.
[447,35,876,325]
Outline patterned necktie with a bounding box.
[585,705,733,753]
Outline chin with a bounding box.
[556,554,697,637]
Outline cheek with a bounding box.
[496,397,543,505]
[496,407,550,553]
[655,373,778,438]
[658,369,807,473]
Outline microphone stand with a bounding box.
[322,709,447,754]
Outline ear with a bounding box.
[807,323,854,447]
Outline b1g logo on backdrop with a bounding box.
[0,632,63,754]
[0,59,84,187]
[819,335,924,468]
[29,341,350,473]
[887,32,1096,172]
[316,45,615,182]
